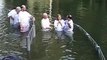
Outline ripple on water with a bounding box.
[0,6,23,60]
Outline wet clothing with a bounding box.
[54,19,65,31]
[64,20,73,32]
[13,13,20,29]
[63,19,74,40]
[41,18,51,40]
[8,9,20,33]
[41,18,51,31]
[8,9,17,25]
[54,19,65,39]
[19,11,32,32]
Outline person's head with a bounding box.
[15,6,21,14]
[57,14,62,20]
[43,13,48,19]
[66,15,72,20]
[21,5,26,11]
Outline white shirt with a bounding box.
[8,9,17,25]
[54,19,65,31]
[19,11,32,26]
[13,13,19,25]
[41,18,51,31]
[64,20,73,32]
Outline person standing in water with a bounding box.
[54,14,65,41]
[63,15,74,42]
[41,13,51,41]
[8,7,17,26]
[8,7,21,33]
[19,5,35,48]
[19,5,34,34]
[12,7,21,32]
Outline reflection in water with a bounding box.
[42,31,51,42]
[76,0,88,19]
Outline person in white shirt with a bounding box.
[19,5,34,33]
[19,5,35,48]
[8,7,21,33]
[41,13,51,31]
[54,14,65,40]
[63,15,74,42]
[13,7,21,30]
[41,13,51,40]
[8,8,17,26]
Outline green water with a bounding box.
[52,0,107,60]
[0,0,107,60]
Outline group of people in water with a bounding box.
[8,5,35,35]
[8,5,36,50]
[4,4,74,60]
[8,5,74,43]
[41,13,74,42]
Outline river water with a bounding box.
[0,0,107,60]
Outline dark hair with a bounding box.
[67,15,72,19]
[2,55,20,60]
